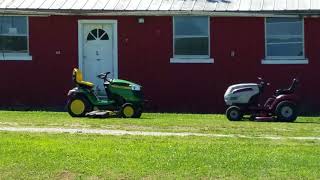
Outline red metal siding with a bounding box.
[302,18,320,112]
[0,15,319,113]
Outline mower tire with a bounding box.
[275,101,298,122]
[121,103,140,118]
[67,96,92,117]
[132,106,143,118]
[226,106,243,121]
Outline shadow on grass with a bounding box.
[83,116,153,120]
[293,121,320,124]
[229,118,320,124]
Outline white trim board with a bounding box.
[261,59,309,64]
[77,19,118,79]
[170,58,214,64]
[0,9,302,17]
[0,54,32,60]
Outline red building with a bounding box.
[0,0,319,113]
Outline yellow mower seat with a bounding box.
[72,68,94,88]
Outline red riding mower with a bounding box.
[224,78,300,122]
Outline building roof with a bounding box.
[0,0,320,16]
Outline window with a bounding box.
[264,17,307,64]
[171,16,213,63]
[87,28,109,41]
[0,16,31,60]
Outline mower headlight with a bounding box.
[130,84,141,91]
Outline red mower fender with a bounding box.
[270,94,300,111]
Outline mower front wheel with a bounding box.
[226,106,243,121]
[67,96,92,117]
[121,103,139,118]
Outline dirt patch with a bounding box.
[0,122,19,126]
[56,171,76,180]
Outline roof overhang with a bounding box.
[1,0,320,17]
[2,9,318,17]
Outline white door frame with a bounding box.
[78,19,118,78]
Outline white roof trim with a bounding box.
[1,0,320,16]
[0,9,306,17]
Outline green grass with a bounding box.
[0,111,320,137]
[0,132,319,179]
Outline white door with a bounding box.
[79,22,117,96]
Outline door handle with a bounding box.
[96,58,101,61]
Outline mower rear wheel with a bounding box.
[226,106,243,121]
[67,96,92,117]
[121,103,137,118]
[275,101,298,122]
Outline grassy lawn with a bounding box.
[0,111,320,137]
[0,131,319,179]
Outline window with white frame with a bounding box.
[264,17,306,64]
[0,16,31,60]
[171,16,212,63]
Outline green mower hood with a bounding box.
[110,79,142,91]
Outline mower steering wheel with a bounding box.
[97,72,111,82]
[257,77,270,86]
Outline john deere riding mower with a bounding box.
[66,68,144,118]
